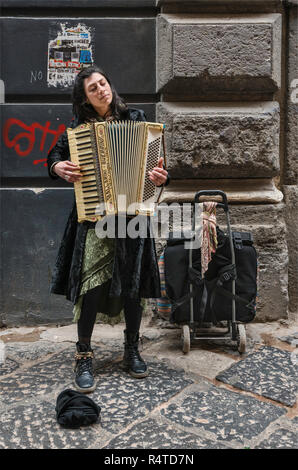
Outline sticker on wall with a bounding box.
[47,23,94,88]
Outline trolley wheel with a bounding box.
[237,324,246,354]
[181,325,191,354]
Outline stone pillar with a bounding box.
[284,2,298,318]
[157,102,280,179]
[157,13,282,99]
[156,3,289,321]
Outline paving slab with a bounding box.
[161,384,287,446]
[0,327,46,340]
[0,357,194,449]
[0,402,105,449]
[40,323,124,344]
[39,323,168,347]
[4,341,67,363]
[246,322,298,348]
[91,359,194,434]
[142,329,238,379]
[0,356,20,376]
[278,332,298,346]
[216,346,297,407]
[103,416,228,449]
[0,321,297,449]
[0,344,121,404]
[256,428,298,449]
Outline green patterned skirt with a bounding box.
[73,228,124,325]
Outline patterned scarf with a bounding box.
[201,202,218,277]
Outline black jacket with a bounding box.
[48,108,167,304]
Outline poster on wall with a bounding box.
[47,23,94,88]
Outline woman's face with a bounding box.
[83,72,113,117]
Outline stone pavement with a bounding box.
[0,318,297,450]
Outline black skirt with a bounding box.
[50,200,161,304]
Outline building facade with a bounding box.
[0,0,297,325]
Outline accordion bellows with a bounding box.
[67,121,165,223]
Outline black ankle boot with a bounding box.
[74,342,96,393]
[123,330,149,378]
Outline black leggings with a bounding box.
[77,286,143,345]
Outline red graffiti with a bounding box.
[3,118,66,166]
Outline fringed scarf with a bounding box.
[201,202,218,277]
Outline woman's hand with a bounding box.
[53,161,82,183]
[148,157,168,186]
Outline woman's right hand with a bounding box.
[53,161,82,183]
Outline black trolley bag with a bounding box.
[163,190,258,353]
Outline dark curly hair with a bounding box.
[72,65,127,122]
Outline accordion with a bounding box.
[67,121,165,223]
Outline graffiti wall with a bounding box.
[0,5,156,325]
[1,105,73,177]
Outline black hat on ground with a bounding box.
[55,389,101,428]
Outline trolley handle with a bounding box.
[194,190,229,212]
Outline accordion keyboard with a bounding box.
[68,125,104,222]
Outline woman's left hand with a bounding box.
[148,157,168,186]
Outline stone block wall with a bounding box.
[157,102,280,178]
[0,0,296,325]
[283,1,298,317]
[157,13,282,98]
[157,0,297,321]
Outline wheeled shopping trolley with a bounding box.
[180,190,247,354]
